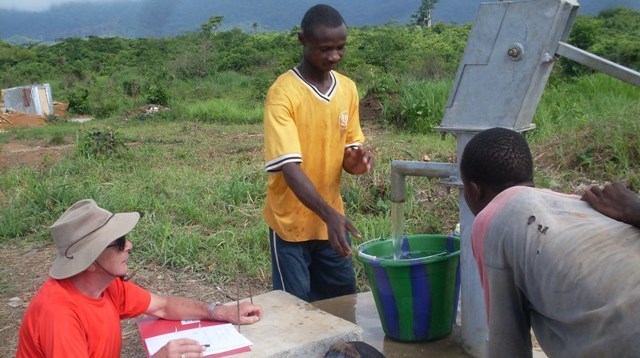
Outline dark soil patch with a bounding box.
[359,93,384,124]
[0,141,73,171]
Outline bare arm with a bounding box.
[581,183,640,228]
[282,162,359,257]
[145,293,263,324]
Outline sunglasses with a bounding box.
[107,236,127,251]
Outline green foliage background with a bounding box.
[0,9,639,288]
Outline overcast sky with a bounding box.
[0,0,136,12]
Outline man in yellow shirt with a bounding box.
[263,4,373,302]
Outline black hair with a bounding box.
[301,4,346,37]
[460,127,534,193]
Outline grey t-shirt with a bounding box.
[473,186,640,358]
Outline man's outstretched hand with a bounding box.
[325,211,361,258]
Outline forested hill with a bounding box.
[1,0,639,43]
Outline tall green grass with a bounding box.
[1,72,638,290]
[181,98,263,124]
[532,74,640,189]
[534,74,640,136]
[382,78,452,133]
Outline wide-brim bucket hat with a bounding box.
[49,199,140,279]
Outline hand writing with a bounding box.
[151,338,205,358]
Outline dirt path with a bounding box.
[0,142,74,170]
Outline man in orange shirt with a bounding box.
[16,199,263,358]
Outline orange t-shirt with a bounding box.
[16,277,151,357]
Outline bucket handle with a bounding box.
[357,250,450,263]
[446,235,458,254]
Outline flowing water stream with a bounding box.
[391,202,406,260]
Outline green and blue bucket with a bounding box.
[356,234,460,342]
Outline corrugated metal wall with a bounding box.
[2,84,53,116]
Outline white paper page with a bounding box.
[145,323,253,356]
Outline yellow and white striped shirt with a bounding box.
[263,68,364,242]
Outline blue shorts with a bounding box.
[269,228,356,302]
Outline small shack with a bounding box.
[2,84,54,116]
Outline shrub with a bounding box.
[76,128,126,159]
[146,84,169,106]
[123,79,142,97]
[67,89,90,114]
[45,114,59,122]
[48,132,66,145]
[367,69,400,96]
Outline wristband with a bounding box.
[208,301,220,320]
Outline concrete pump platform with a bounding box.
[313,291,548,358]
[224,290,547,357]
[313,291,471,357]
[233,290,363,357]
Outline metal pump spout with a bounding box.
[390,161,459,204]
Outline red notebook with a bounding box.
[136,317,252,357]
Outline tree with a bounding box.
[195,15,224,77]
[200,15,224,34]
[411,0,439,28]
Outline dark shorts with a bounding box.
[269,228,356,302]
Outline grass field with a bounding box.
[0,116,463,290]
[0,73,639,291]
[0,71,638,357]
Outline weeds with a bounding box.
[531,74,640,188]
[48,132,67,145]
[382,78,452,133]
[183,98,263,124]
[76,128,127,159]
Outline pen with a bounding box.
[203,344,210,348]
